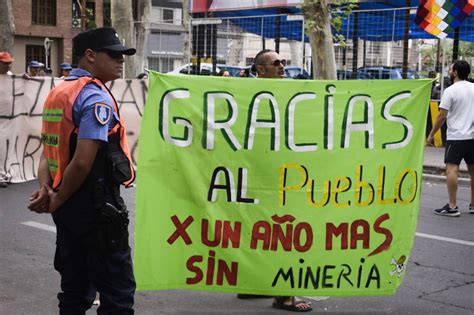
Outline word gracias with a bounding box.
[158,86,414,151]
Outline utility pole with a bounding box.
[452,27,460,62]
[401,0,410,79]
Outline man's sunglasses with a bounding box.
[100,50,123,59]
[267,59,286,67]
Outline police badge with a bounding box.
[94,103,112,125]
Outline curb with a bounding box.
[422,173,470,187]
[423,165,470,178]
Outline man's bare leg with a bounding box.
[446,163,459,208]
[467,164,474,208]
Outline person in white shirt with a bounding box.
[427,60,474,217]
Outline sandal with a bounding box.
[273,296,312,312]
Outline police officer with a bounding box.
[27,60,42,76]
[28,27,136,314]
[59,62,73,78]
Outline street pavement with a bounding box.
[1,146,473,314]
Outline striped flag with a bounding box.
[414,0,474,39]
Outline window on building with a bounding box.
[26,45,47,70]
[162,8,174,22]
[103,0,111,27]
[148,32,184,54]
[85,1,96,28]
[150,7,182,25]
[147,56,174,73]
[72,0,81,28]
[32,0,56,26]
[71,0,97,29]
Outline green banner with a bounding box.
[135,72,431,296]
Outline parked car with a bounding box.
[337,70,374,80]
[167,63,242,76]
[357,66,420,80]
[167,63,217,75]
[285,67,311,79]
[241,66,310,79]
[220,65,242,77]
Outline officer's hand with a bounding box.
[45,185,61,213]
[28,186,50,213]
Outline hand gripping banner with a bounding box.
[135,72,431,296]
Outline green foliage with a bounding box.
[86,7,96,29]
[459,41,474,57]
[420,40,474,67]
[302,0,357,46]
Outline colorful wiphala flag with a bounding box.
[414,0,474,39]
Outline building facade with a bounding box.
[146,0,185,73]
[11,0,106,76]
[9,1,420,76]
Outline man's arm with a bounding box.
[426,108,448,146]
[28,152,53,213]
[46,139,101,213]
[38,152,52,187]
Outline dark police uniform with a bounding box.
[45,69,135,314]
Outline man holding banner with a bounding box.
[239,49,313,312]
[135,47,432,310]
[427,60,474,216]
[28,27,137,313]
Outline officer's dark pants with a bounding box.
[54,227,135,315]
[52,188,135,315]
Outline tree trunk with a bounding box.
[112,0,136,78]
[302,0,337,80]
[182,0,191,63]
[134,0,151,74]
[0,0,15,52]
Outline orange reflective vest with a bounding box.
[41,76,135,189]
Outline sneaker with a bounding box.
[434,204,460,217]
[469,204,474,214]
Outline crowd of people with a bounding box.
[0,24,472,313]
[0,54,74,79]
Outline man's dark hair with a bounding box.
[136,72,148,79]
[452,60,470,80]
[251,49,274,72]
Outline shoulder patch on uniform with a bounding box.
[94,103,112,125]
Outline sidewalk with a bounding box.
[423,146,470,185]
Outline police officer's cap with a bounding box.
[28,60,41,68]
[60,63,72,70]
[73,27,136,57]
